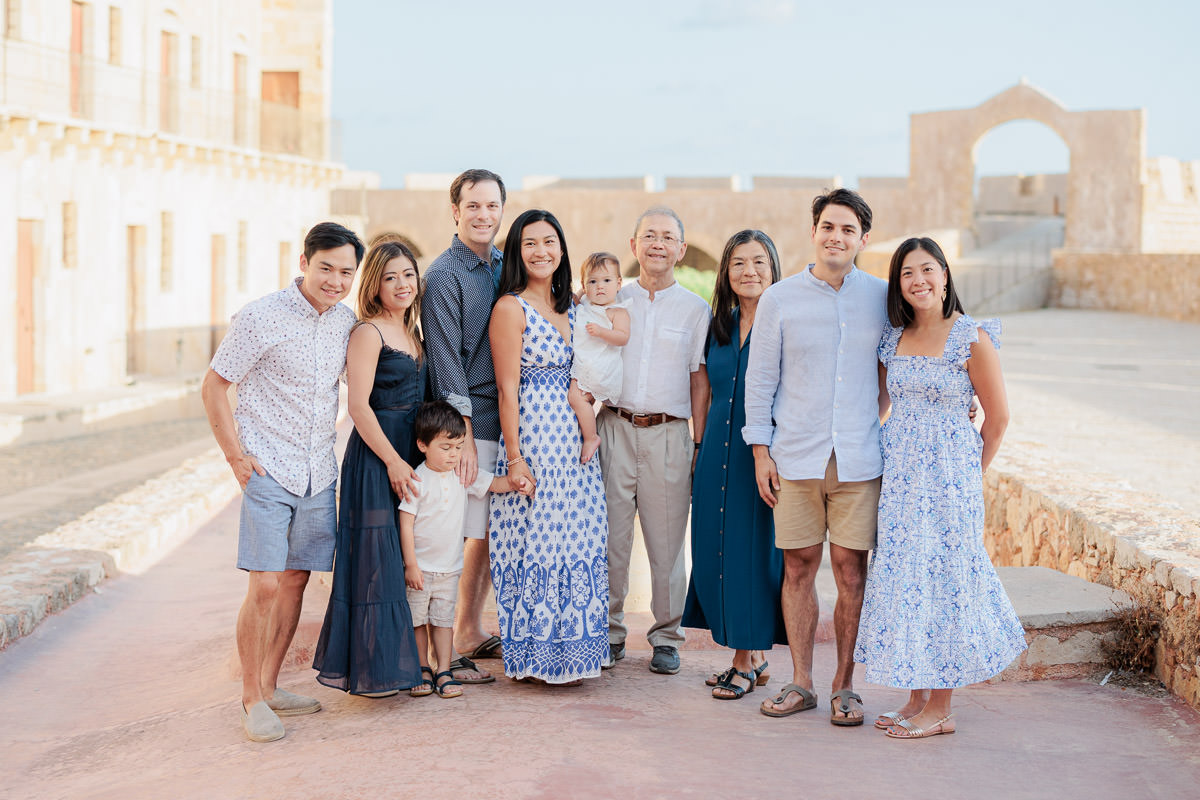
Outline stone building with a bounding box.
[1,0,344,400]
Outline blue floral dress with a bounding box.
[490,296,610,683]
[854,315,1026,688]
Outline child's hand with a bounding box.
[513,475,533,496]
[585,322,601,336]
[405,563,424,591]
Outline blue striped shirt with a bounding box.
[421,235,502,442]
[742,265,889,482]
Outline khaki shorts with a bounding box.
[406,570,462,628]
[773,452,880,551]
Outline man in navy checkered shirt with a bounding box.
[421,169,507,684]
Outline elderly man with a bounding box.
[597,207,710,674]
[202,222,363,742]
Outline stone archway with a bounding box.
[907,82,1145,253]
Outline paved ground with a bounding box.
[1,308,1199,797]
[2,499,1198,800]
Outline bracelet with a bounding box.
[506,456,526,467]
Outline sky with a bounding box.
[331,0,1200,189]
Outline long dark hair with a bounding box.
[710,230,782,347]
[499,209,572,314]
[886,237,964,327]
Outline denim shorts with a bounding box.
[236,471,336,572]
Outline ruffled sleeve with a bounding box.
[949,315,1002,366]
[878,324,903,365]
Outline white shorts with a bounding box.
[464,438,498,540]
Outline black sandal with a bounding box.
[712,668,756,700]
[434,670,463,698]
[410,666,435,697]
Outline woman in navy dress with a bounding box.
[313,241,426,696]
[683,230,787,700]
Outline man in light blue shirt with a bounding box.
[743,189,888,725]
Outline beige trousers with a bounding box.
[597,408,693,648]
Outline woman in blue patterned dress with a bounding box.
[488,209,610,684]
[854,237,1026,739]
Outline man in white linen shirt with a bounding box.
[202,222,362,742]
[596,207,710,675]
[743,189,887,725]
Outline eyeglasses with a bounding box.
[638,233,680,245]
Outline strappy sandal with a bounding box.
[885,713,955,739]
[705,660,770,687]
[410,666,435,697]
[875,710,907,730]
[434,670,463,698]
[830,689,865,727]
[759,683,817,717]
[712,668,756,700]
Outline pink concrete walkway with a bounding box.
[2,500,1199,800]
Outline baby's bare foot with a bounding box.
[580,435,601,463]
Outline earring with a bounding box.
[941,286,947,301]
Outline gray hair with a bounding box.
[633,206,685,242]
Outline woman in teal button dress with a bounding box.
[683,230,788,700]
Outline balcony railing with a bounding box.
[0,38,339,161]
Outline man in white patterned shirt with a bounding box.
[202,222,363,743]
[597,207,710,675]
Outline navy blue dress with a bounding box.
[313,337,426,694]
[682,311,787,650]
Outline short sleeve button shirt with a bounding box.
[398,463,493,573]
[210,278,356,496]
[616,280,710,418]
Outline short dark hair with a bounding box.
[811,188,872,235]
[414,400,467,445]
[886,237,965,327]
[450,169,506,206]
[633,206,685,241]
[499,209,573,314]
[710,230,782,347]
[303,221,365,264]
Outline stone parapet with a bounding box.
[983,448,1200,709]
[0,449,237,651]
[1052,252,1200,323]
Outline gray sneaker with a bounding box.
[649,645,680,674]
[266,687,322,716]
[601,641,626,670]
[242,701,285,743]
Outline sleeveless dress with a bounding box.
[854,315,1026,688]
[682,312,786,649]
[569,297,628,405]
[312,331,425,694]
[490,296,610,683]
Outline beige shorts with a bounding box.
[405,570,462,628]
[464,438,498,540]
[773,452,880,551]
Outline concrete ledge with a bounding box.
[0,447,237,651]
[985,448,1200,707]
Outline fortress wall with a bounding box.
[1052,252,1200,323]
[1141,158,1200,253]
[977,174,1068,216]
[984,452,1200,710]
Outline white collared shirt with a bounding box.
[398,463,493,573]
[742,265,889,482]
[210,278,356,496]
[615,280,710,419]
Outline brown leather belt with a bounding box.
[606,406,683,427]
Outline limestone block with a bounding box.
[1024,630,1108,666]
[1171,567,1199,599]
[1155,560,1174,587]
[1114,538,1139,570]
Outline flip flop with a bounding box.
[465,635,503,660]
[759,683,817,717]
[830,689,865,727]
[449,655,496,684]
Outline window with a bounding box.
[4,0,20,39]
[108,7,121,65]
[160,211,174,291]
[190,35,201,89]
[236,221,248,292]
[62,202,77,269]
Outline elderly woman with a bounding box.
[854,237,1026,738]
[682,230,788,700]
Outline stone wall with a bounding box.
[983,448,1200,709]
[1141,157,1200,253]
[1052,252,1200,323]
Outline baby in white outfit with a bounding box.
[569,252,630,463]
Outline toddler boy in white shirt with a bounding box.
[399,401,529,698]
